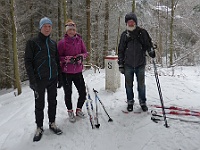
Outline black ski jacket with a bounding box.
[25,32,61,84]
[118,27,152,68]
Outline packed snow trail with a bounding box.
[0,67,200,150]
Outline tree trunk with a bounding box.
[169,0,175,65]
[157,1,163,65]
[132,0,135,12]
[94,14,99,66]
[116,15,120,54]
[86,0,91,64]
[68,0,72,19]
[10,0,22,95]
[63,0,67,23]
[58,0,62,40]
[103,0,109,67]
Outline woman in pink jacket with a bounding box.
[57,19,88,123]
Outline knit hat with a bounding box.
[125,12,137,25]
[39,17,52,29]
[65,19,76,32]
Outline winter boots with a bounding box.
[68,108,86,123]
[33,127,43,142]
[127,100,148,112]
[127,104,133,112]
[140,103,148,112]
[68,110,76,123]
[76,108,86,118]
[127,100,134,112]
[33,122,62,142]
[49,122,63,135]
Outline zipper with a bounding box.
[46,38,52,80]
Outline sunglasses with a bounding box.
[65,23,76,27]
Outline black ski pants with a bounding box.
[34,78,57,127]
[62,72,86,110]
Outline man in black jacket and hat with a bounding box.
[118,12,155,112]
[25,17,63,142]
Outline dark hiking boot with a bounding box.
[33,127,43,142]
[49,122,62,135]
[127,104,133,112]
[140,103,148,112]
[127,100,134,112]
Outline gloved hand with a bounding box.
[57,75,63,88]
[64,56,73,63]
[69,57,77,64]
[30,83,38,92]
[75,55,83,64]
[119,65,125,74]
[148,49,156,58]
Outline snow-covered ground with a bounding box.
[0,65,200,150]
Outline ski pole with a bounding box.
[92,88,100,128]
[93,89,113,122]
[152,58,169,128]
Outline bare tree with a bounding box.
[103,0,109,66]
[132,0,135,12]
[10,0,22,95]
[86,0,91,64]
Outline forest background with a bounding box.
[0,0,200,95]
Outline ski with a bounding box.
[157,110,200,117]
[121,110,144,114]
[151,111,200,124]
[152,105,200,114]
[85,100,95,129]
[94,96,100,128]
[85,85,96,129]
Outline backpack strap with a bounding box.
[124,27,143,48]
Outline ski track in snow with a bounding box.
[0,67,200,150]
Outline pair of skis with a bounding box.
[85,86,113,129]
[152,105,200,115]
[151,105,200,124]
[151,110,200,124]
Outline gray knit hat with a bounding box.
[39,17,52,29]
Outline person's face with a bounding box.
[66,23,76,37]
[127,20,136,27]
[40,24,52,36]
[66,28,76,37]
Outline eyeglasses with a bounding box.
[65,23,76,27]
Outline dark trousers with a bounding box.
[62,72,86,110]
[34,78,57,127]
[124,65,146,104]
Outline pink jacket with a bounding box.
[57,34,88,74]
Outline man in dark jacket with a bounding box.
[118,12,155,112]
[25,17,63,142]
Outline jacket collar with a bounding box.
[38,32,50,41]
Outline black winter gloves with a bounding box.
[148,50,156,58]
[119,65,125,74]
[30,83,38,92]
